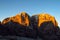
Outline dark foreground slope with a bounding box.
[0,21,60,40]
[0,12,60,40]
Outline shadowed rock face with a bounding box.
[2,21,37,38]
[0,21,4,35]
[0,12,60,40]
[1,12,37,38]
[38,21,58,40]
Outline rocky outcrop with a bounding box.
[31,14,59,40]
[31,14,58,27]
[38,21,58,40]
[2,12,30,26]
[1,12,37,38]
[0,12,60,40]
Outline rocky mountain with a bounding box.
[0,12,60,40]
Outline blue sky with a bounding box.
[0,0,60,26]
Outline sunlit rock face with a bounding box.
[11,12,30,26]
[2,12,30,26]
[31,13,58,32]
[1,12,37,38]
[2,13,58,28]
[0,12,60,40]
[38,14,58,27]
[30,13,59,40]
[31,13,58,28]
[2,17,10,24]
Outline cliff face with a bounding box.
[2,12,30,26]
[2,12,58,27]
[0,12,60,40]
[31,14,58,27]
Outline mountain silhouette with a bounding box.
[0,12,60,40]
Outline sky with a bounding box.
[0,0,60,27]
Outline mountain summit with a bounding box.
[0,12,60,40]
[2,12,30,26]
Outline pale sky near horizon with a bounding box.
[0,0,60,27]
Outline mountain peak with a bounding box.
[0,12,60,40]
[17,12,27,15]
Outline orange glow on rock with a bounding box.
[38,14,58,27]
